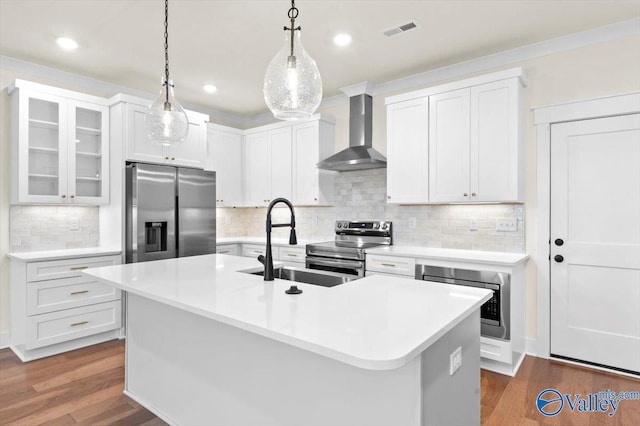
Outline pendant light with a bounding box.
[263,0,322,120]
[145,0,189,145]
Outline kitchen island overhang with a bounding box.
[84,254,492,425]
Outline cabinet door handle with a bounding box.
[220,199,224,202]
[165,156,169,160]
[387,195,391,199]
[61,194,66,199]
[70,321,89,327]
[381,263,396,267]
[70,290,89,295]
[463,193,468,197]
[70,194,75,199]
[171,157,175,160]
[471,193,476,197]
[69,266,88,271]
[219,250,230,254]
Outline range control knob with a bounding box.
[382,223,389,230]
[374,223,380,229]
[337,223,342,228]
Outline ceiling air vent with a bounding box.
[383,22,418,38]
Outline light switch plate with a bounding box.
[450,346,462,375]
[496,218,517,232]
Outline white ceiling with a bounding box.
[1,1,639,117]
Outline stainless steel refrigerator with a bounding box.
[125,162,216,263]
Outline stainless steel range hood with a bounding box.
[317,84,386,171]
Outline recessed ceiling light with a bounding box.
[333,33,352,47]
[203,84,218,94]
[56,37,78,51]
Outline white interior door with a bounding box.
[550,113,640,373]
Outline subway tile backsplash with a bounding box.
[10,206,99,252]
[218,169,525,253]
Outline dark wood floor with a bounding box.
[1,340,638,425]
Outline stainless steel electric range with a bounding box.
[305,220,392,278]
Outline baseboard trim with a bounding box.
[0,331,9,349]
[123,390,178,426]
[525,337,538,358]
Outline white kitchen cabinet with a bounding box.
[429,79,523,203]
[243,126,292,207]
[292,118,335,206]
[385,68,525,204]
[386,97,429,204]
[206,124,243,207]
[216,243,241,256]
[120,96,208,168]
[10,80,110,205]
[428,88,471,203]
[9,253,122,362]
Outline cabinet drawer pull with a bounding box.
[70,290,89,295]
[171,157,175,160]
[69,266,88,271]
[381,263,397,267]
[286,253,298,257]
[70,321,89,327]
[219,250,230,254]
[253,250,263,253]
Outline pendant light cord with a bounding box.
[284,0,301,57]
[164,0,170,105]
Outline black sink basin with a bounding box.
[242,266,356,288]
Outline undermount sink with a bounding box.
[241,266,357,288]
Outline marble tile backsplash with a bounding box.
[10,206,99,252]
[217,169,525,253]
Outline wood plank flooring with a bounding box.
[1,340,638,425]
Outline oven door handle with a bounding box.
[307,258,364,270]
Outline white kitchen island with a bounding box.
[84,254,492,426]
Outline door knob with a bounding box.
[554,255,564,263]
[554,238,564,246]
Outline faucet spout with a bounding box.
[263,198,297,281]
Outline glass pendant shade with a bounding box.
[145,79,189,145]
[264,31,322,120]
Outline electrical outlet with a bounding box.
[450,346,462,375]
[225,216,232,225]
[69,218,79,231]
[470,218,478,231]
[496,218,517,232]
[408,217,416,229]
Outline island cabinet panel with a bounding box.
[125,293,481,426]
[9,253,122,362]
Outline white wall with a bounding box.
[1,34,639,344]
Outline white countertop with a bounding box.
[84,254,491,371]
[366,246,528,266]
[217,237,326,246]
[7,247,122,262]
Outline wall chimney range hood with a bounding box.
[317,82,387,171]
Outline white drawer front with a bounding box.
[26,301,122,350]
[278,246,305,264]
[216,244,240,256]
[366,254,415,276]
[26,255,121,282]
[242,244,269,258]
[27,276,121,316]
[480,336,512,363]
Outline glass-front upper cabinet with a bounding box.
[10,80,110,205]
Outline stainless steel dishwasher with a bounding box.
[415,265,510,340]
